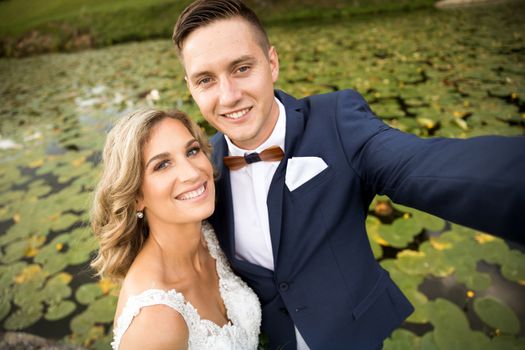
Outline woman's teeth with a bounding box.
[177,184,206,200]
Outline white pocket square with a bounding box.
[285,157,328,191]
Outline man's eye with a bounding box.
[154,160,169,171]
[238,66,250,73]
[187,146,201,157]
[197,77,212,86]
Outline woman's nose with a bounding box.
[178,158,201,183]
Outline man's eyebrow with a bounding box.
[231,55,256,67]
[144,139,197,168]
[189,70,212,82]
[189,55,256,81]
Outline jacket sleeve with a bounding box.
[334,89,525,243]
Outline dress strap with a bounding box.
[111,289,192,350]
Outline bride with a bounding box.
[90,108,261,349]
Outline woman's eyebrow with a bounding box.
[145,139,197,168]
[145,152,170,168]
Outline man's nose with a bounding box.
[218,77,242,107]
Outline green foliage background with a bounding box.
[0,0,436,57]
[0,1,524,349]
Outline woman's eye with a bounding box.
[154,160,169,171]
[187,146,201,157]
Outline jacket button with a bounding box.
[279,307,289,315]
[279,282,289,291]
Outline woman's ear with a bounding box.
[136,196,145,212]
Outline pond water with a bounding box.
[0,2,524,349]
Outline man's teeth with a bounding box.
[177,184,205,200]
[224,108,250,119]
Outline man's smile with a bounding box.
[222,107,252,120]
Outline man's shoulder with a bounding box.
[210,132,224,146]
[278,88,368,111]
[304,89,367,105]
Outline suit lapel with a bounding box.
[211,135,236,260]
[267,90,305,265]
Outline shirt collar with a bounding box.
[225,97,286,157]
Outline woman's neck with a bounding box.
[143,220,207,279]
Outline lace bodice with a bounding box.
[111,223,261,349]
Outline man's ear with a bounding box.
[268,46,279,83]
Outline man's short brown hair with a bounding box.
[173,0,270,56]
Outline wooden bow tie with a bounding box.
[223,146,284,170]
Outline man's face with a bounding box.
[181,17,279,150]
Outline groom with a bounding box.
[173,0,525,349]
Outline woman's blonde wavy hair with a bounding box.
[90,108,211,281]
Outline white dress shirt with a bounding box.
[225,98,310,350]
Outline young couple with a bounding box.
[90,0,525,349]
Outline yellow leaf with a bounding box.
[403,213,410,219]
[416,117,436,129]
[71,156,86,167]
[430,237,452,250]
[55,272,73,284]
[521,113,525,120]
[13,213,21,223]
[25,247,39,257]
[466,290,475,298]
[453,111,463,118]
[474,233,496,244]
[463,100,470,107]
[98,278,117,294]
[373,237,390,246]
[519,280,525,286]
[56,243,64,251]
[28,159,44,168]
[32,235,46,246]
[14,265,43,284]
[85,325,105,346]
[48,213,60,222]
[397,250,426,258]
[511,93,517,100]
[453,118,469,131]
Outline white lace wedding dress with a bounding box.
[111,223,261,349]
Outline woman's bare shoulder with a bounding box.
[118,303,189,350]
[113,258,172,324]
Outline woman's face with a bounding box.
[138,117,215,227]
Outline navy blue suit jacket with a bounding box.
[209,89,525,349]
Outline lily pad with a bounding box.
[383,329,420,350]
[3,301,43,330]
[45,300,76,321]
[379,216,423,248]
[491,335,525,350]
[473,297,520,335]
[76,283,104,305]
[0,294,11,321]
[427,298,491,350]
